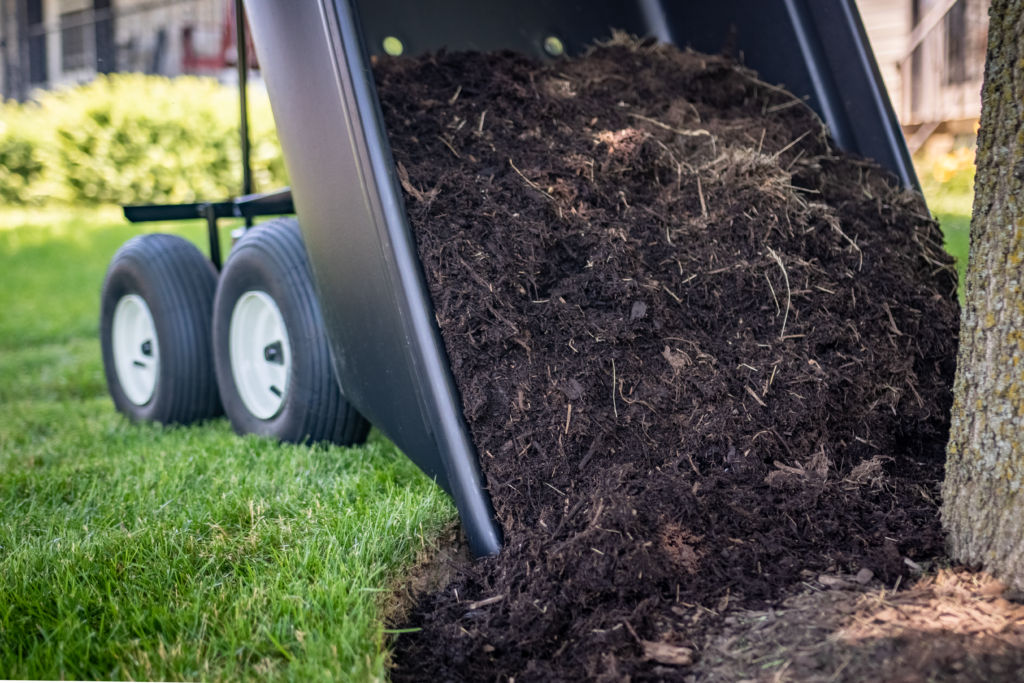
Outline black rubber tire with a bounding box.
[100,234,222,424]
[212,217,370,446]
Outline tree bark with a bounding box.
[942,0,1024,588]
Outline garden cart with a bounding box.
[102,0,917,559]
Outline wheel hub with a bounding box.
[229,291,291,419]
[112,294,160,405]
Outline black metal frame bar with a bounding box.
[123,187,294,270]
[235,0,254,226]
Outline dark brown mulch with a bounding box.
[374,37,960,682]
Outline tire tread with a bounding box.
[213,218,369,446]
[101,234,220,424]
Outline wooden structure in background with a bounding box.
[856,0,989,153]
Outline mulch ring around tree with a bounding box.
[690,567,1024,683]
[373,35,961,682]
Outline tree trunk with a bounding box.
[942,0,1024,589]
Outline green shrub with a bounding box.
[0,74,286,206]
[0,111,46,204]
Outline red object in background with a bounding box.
[182,1,258,74]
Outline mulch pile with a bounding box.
[373,36,960,682]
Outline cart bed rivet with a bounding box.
[383,36,404,56]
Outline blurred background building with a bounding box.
[0,0,989,157]
[858,0,989,157]
[0,0,248,102]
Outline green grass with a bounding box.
[918,168,974,303]
[0,207,456,681]
[933,207,970,303]
[0,339,106,403]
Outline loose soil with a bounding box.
[374,37,961,682]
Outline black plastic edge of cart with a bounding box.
[332,0,506,557]
[244,0,503,557]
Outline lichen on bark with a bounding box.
[942,0,1024,589]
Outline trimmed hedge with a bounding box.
[0,74,286,206]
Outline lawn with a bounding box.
[925,183,972,301]
[0,208,456,682]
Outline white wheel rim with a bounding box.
[112,294,160,405]
[229,291,291,420]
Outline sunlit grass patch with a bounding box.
[917,153,974,303]
[0,400,455,681]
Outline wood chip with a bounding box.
[641,640,694,666]
[873,607,902,622]
[980,580,1008,596]
[467,594,505,610]
[818,574,855,590]
[745,385,767,407]
[396,162,440,203]
[882,302,904,336]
